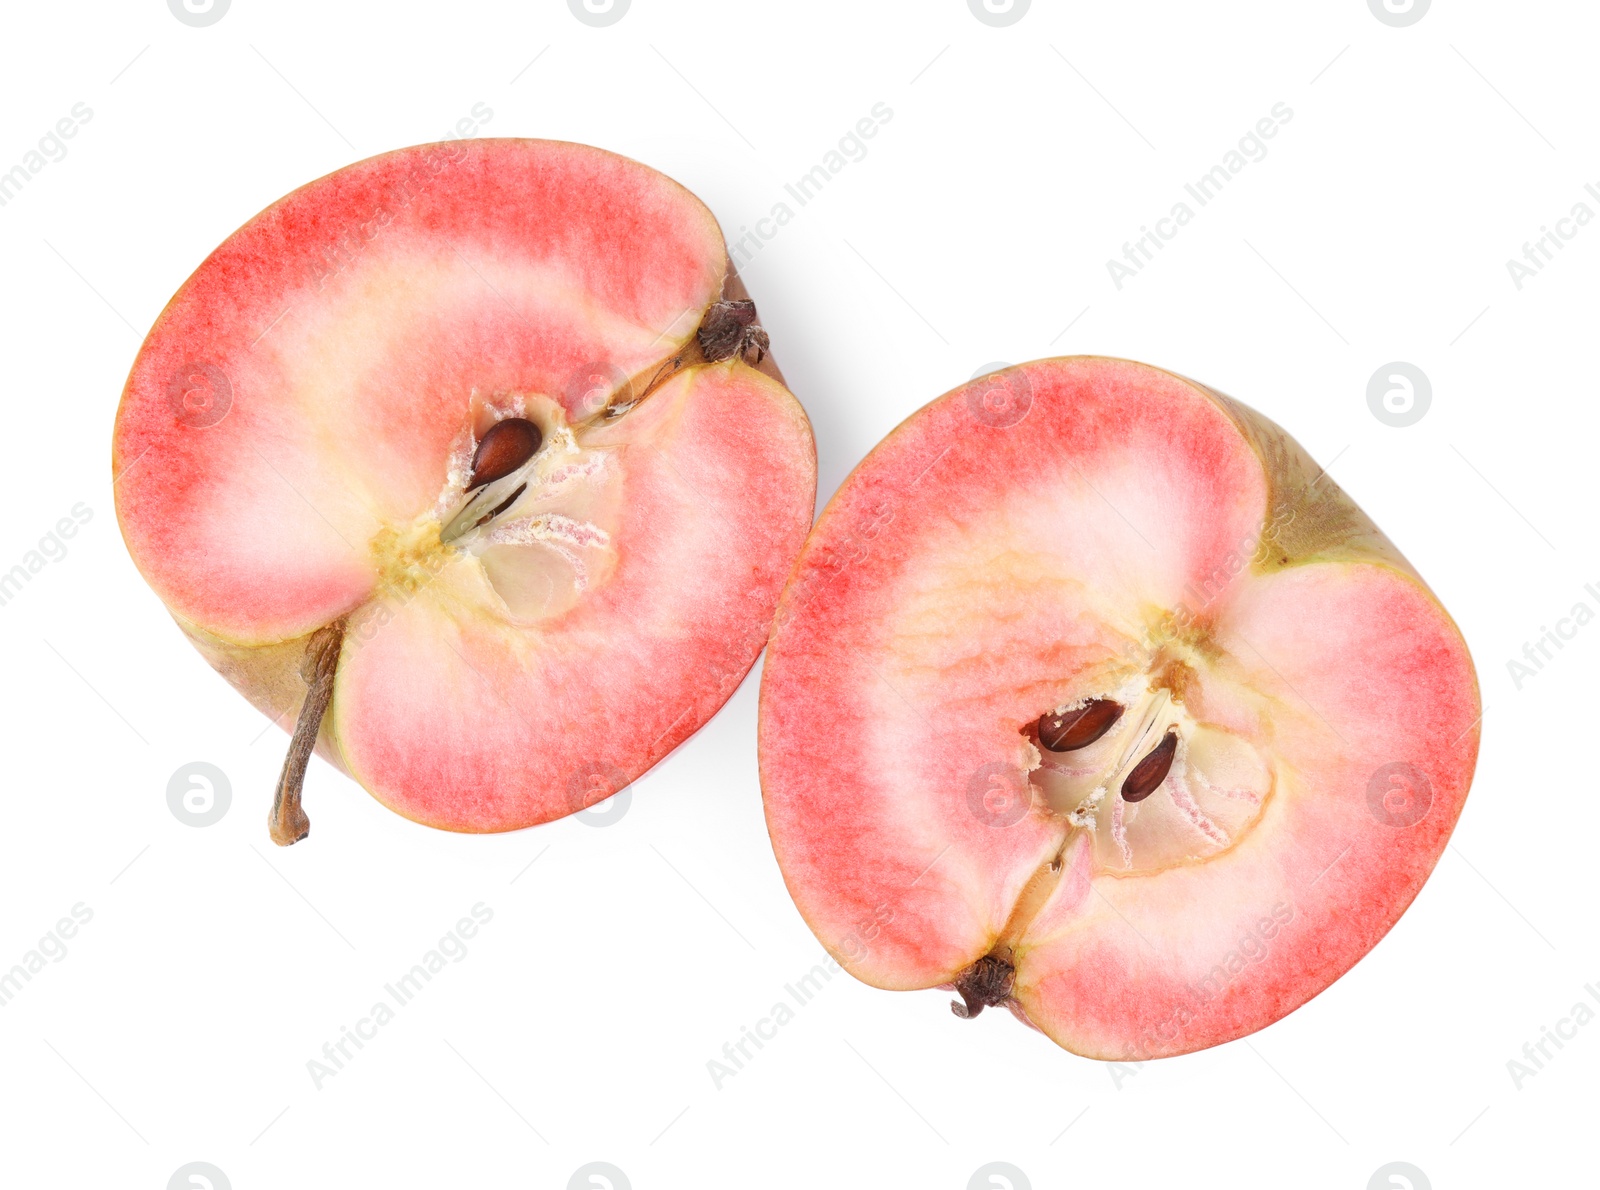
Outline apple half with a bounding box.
[113,139,816,843]
[757,357,1478,1058]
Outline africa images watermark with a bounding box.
[0,903,94,1008]
[767,366,1034,638]
[1106,102,1294,290]
[1172,503,1296,626]
[705,903,892,1091]
[1126,900,1294,1060]
[1504,580,1600,690]
[0,504,94,609]
[306,903,494,1089]
[1505,981,1600,1089]
[311,114,489,293]
[1504,182,1600,291]
[0,102,93,212]
[729,102,894,271]
[706,953,846,1089]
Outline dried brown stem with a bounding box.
[269,619,345,846]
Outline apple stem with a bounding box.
[269,619,346,846]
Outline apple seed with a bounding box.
[469,417,542,490]
[1038,698,1123,751]
[1121,729,1178,803]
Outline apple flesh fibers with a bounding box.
[757,357,1478,1059]
[113,139,816,842]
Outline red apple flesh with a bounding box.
[113,139,816,843]
[757,357,1478,1059]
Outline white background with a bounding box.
[0,1,1591,1187]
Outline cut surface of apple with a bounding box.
[113,139,816,841]
[758,357,1478,1059]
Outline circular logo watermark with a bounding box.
[1367,0,1430,28]
[969,1162,1032,1190]
[1368,1161,1431,1190]
[1366,762,1432,828]
[966,362,1033,429]
[168,1162,231,1190]
[967,0,1030,27]
[167,0,231,27]
[564,360,632,420]
[167,762,232,828]
[966,762,1032,829]
[167,362,233,428]
[568,1162,631,1190]
[1366,362,1430,427]
[567,0,630,27]
[576,789,632,827]
[566,763,631,825]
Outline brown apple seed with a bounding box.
[1122,729,1178,803]
[1038,698,1124,752]
[469,418,542,490]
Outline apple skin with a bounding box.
[113,139,817,834]
[757,356,1479,1059]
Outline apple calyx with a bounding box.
[696,299,769,365]
[624,299,771,417]
[950,953,1016,1019]
[269,618,346,846]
